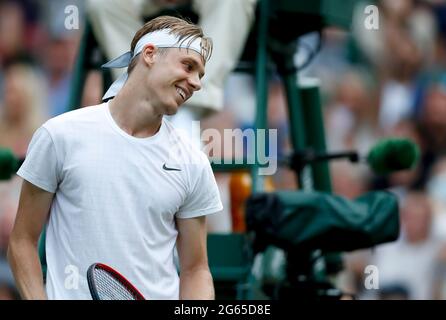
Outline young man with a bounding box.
[7,16,223,300]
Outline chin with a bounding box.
[165,105,179,116]
[165,110,178,116]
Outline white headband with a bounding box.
[101,29,203,101]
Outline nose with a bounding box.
[188,72,202,92]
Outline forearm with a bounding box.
[7,238,47,300]
[179,267,215,300]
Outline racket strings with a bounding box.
[94,268,139,300]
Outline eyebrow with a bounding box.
[185,57,205,79]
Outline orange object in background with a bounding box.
[229,171,274,232]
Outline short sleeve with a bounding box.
[17,126,61,193]
[176,154,223,219]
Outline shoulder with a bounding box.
[42,103,106,136]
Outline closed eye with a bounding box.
[183,62,193,72]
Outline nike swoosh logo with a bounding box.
[163,163,181,171]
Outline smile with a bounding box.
[175,86,187,101]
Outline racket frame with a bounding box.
[87,263,146,300]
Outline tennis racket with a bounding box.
[87,263,146,300]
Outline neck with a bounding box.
[108,78,163,138]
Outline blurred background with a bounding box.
[1,0,446,300]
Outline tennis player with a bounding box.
[7,16,223,300]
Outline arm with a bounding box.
[7,179,54,300]
[176,215,215,300]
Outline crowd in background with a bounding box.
[0,0,446,300]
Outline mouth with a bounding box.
[175,86,188,102]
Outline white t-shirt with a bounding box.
[17,102,223,300]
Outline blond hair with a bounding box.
[128,16,212,74]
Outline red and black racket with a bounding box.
[87,263,145,300]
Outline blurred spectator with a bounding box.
[0,62,46,156]
[426,156,446,241]
[351,0,439,133]
[0,62,46,260]
[325,70,379,154]
[376,0,424,133]
[372,191,446,300]
[0,1,27,67]
[42,35,79,116]
[38,0,84,114]
[343,191,446,300]
[419,83,446,153]
[0,258,18,300]
[331,161,369,199]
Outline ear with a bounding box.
[141,44,157,67]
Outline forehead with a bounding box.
[166,47,205,67]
